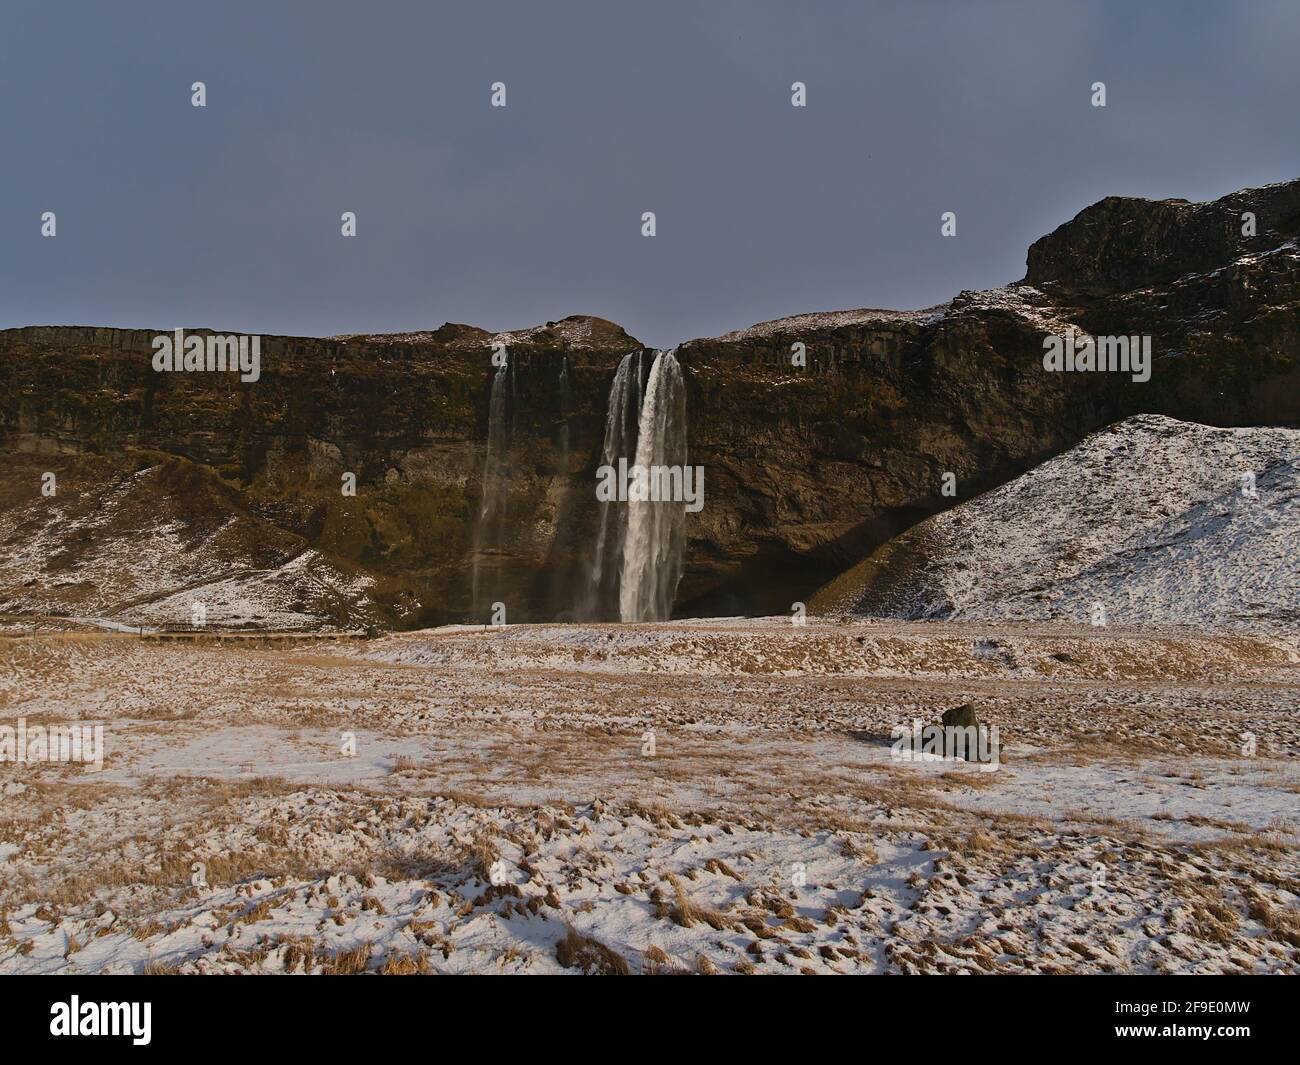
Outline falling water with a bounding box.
[557,355,572,460]
[471,358,510,614]
[619,349,687,622]
[580,351,641,619]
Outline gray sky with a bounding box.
[3,0,1298,348]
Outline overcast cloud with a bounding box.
[2,0,1298,347]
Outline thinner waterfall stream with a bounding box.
[471,358,510,615]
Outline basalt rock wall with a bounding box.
[2,179,1297,625]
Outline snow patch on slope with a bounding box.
[0,462,380,631]
[817,415,1299,631]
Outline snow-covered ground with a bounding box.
[0,462,380,631]
[1,619,1296,974]
[816,415,1299,631]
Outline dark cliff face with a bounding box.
[0,317,642,626]
[2,179,1297,626]
[676,181,1299,614]
[1025,180,1300,296]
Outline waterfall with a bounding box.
[618,349,687,622]
[471,358,510,615]
[472,348,686,624]
[576,349,688,622]
[558,355,572,460]
[580,351,641,619]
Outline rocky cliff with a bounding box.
[675,179,1299,615]
[2,179,1297,628]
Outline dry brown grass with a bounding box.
[664,873,734,931]
[703,857,743,881]
[1245,891,1300,948]
[641,943,687,975]
[1170,880,1242,948]
[555,926,630,975]
[377,948,431,975]
[456,833,501,882]
[321,942,372,975]
[279,935,318,973]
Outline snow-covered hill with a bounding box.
[0,457,382,631]
[811,415,1299,631]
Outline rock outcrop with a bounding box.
[1,179,1297,628]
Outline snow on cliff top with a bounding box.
[712,304,949,342]
[708,281,1091,343]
